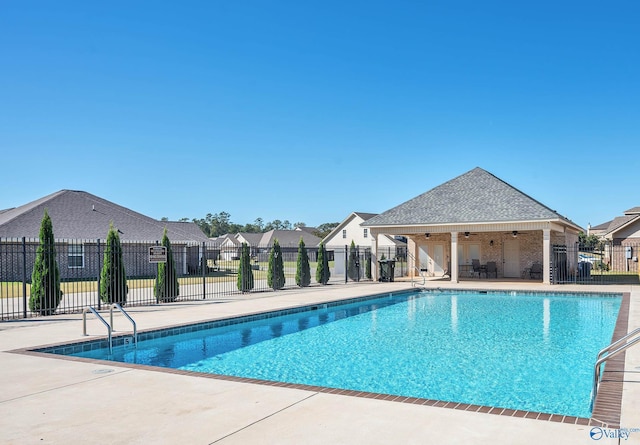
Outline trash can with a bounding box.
[578,261,592,280]
[378,259,395,282]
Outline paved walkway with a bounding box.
[1,280,639,444]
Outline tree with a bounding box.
[237,242,254,292]
[314,222,340,238]
[267,239,286,290]
[579,231,604,250]
[316,241,330,285]
[365,249,372,279]
[296,237,311,287]
[347,240,360,281]
[29,209,63,315]
[100,223,128,305]
[154,228,179,302]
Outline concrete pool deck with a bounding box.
[1,281,639,444]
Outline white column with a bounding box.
[451,232,459,283]
[543,229,551,284]
[407,236,417,279]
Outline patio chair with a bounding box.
[471,259,482,278]
[530,262,543,280]
[485,261,497,278]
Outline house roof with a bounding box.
[362,167,580,229]
[236,233,263,245]
[591,205,640,237]
[295,226,319,234]
[624,206,640,215]
[603,215,640,238]
[259,229,321,248]
[0,190,209,243]
[353,212,378,221]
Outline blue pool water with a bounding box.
[64,290,621,418]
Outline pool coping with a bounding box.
[10,288,630,429]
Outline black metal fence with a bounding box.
[551,242,640,285]
[0,238,408,320]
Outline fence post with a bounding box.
[22,237,27,318]
[345,245,348,283]
[155,240,160,304]
[96,239,101,310]
[202,241,206,300]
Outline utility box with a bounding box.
[625,246,633,259]
[378,259,395,282]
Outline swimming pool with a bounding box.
[46,289,621,418]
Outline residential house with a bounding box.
[216,228,321,262]
[323,212,407,275]
[589,207,640,274]
[0,190,210,280]
[362,167,583,284]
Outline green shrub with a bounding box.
[29,209,63,315]
[296,238,311,287]
[100,223,128,305]
[347,240,359,281]
[267,239,286,290]
[316,241,330,285]
[237,242,254,292]
[154,228,179,302]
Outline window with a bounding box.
[342,229,347,239]
[363,228,368,238]
[68,244,84,268]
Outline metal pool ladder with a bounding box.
[591,327,640,410]
[407,251,426,287]
[82,304,138,353]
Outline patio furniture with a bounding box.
[530,262,543,280]
[471,259,483,278]
[485,261,497,278]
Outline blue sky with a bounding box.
[1,1,638,230]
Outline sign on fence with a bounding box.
[148,246,167,263]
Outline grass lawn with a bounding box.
[0,273,241,299]
[1,261,339,298]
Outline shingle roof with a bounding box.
[353,212,378,221]
[0,190,209,243]
[236,233,263,245]
[362,167,578,227]
[605,215,639,235]
[624,207,640,215]
[260,229,321,248]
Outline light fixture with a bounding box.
[490,240,494,247]
[425,233,430,239]
[464,232,470,238]
[512,231,518,238]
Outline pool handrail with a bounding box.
[109,303,137,347]
[591,328,640,410]
[406,251,426,286]
[82,306,112,353]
